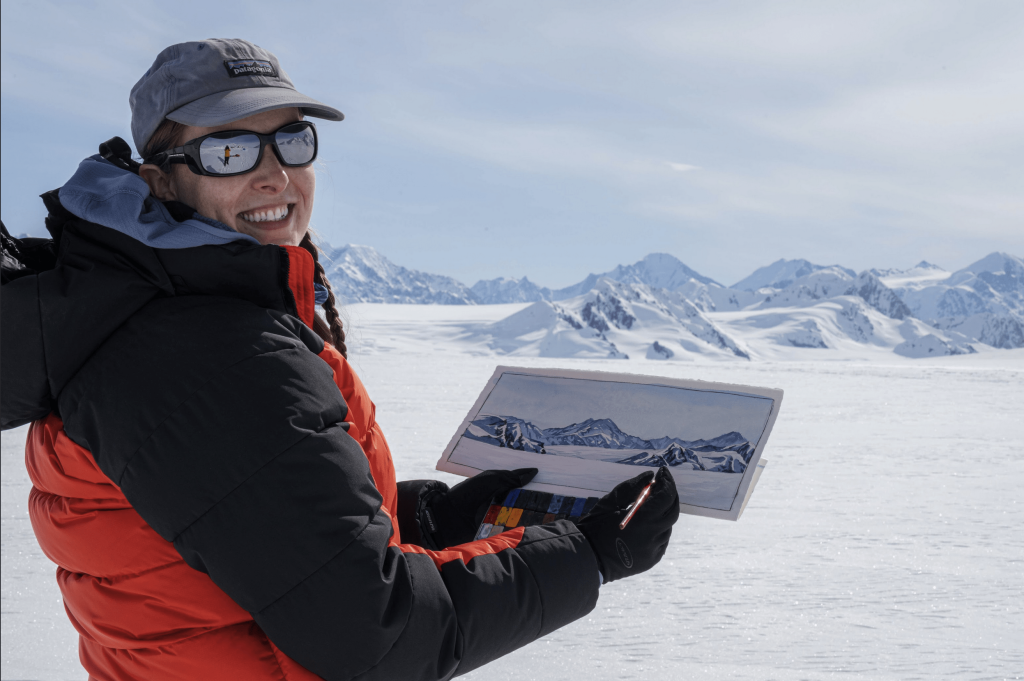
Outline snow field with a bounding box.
[3,307,1023,679]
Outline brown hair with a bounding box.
[146,119,348,358]
[143,119,188,160]
[299,231,348,358]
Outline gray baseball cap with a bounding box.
[129,38,343,156]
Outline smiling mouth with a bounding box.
[240,204,292,224]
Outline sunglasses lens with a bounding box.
[275,123,316,166]
[198,134,261,174]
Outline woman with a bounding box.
[1,39,679,680]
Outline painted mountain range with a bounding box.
[463,414,752,473]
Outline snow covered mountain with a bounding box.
[316,241,1021,355]
[880,253,1024,349]
[471,253,722,304]
[463,266,988,360]
[847,271,913,320]
[724,267,910,319]
[470,276,552,304]
[472,277,749,360]
[551,253,721,300]
[319,243,477,305]
[731,258,856,291]
[463,415,751,471]
[871,261,950,288]
[705,263,978,357]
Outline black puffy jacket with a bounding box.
[1,188,600,680]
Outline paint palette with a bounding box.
[474,488,601,539]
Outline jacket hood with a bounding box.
[57,156,327,304]
[58,154,260,249]
[1,170,320,430]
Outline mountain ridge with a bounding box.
[317,241,1022,352]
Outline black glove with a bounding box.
[396,468,538,550]
[577,467,680,583]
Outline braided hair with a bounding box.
[299,231,348,358]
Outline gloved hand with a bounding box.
[399,468,538,549]
[577,467,680,583]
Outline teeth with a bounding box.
[242,205,289,223]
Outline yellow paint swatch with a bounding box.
[505,508,524,527]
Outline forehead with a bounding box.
[183,107,302,140]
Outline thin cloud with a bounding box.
[2,0,1022,284]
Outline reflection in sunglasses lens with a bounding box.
[199,134,261,174]
[276,125,316,166]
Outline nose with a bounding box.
[249,145,289,193]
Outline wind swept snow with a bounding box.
[5,344,1022,680]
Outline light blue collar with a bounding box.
[313,283,329,305]
[58,154,260,249]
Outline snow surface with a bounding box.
[3,304,1023,680]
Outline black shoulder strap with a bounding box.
[99,136,142,174]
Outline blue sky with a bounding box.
[2,1,1022,287]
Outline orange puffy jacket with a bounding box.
[26,343,383,680]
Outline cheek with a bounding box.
[178,174,245,217]
[296,167,316,205]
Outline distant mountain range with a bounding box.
[319,243,476,304]
[731,259,856,291]
[316,241,1024,355]
[463,414,752,472]
[319,245,723,306]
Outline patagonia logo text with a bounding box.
[224,59,278,78]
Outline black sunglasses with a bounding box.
[145,120,318,177]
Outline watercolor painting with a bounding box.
[439,367,782,519]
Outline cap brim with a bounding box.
[166,87,344,127]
